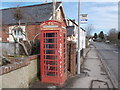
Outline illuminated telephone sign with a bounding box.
[40,20,67,85]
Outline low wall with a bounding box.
[67,41,90,76]
[0,55,38,88]
[67,41,77,76]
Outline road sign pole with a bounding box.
[77,0,81,74]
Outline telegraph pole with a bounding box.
[52,0,56,20]
[77,0,81,74]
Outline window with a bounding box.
[9,26,26,42]
[12,26,24,42]
[13,27,23,36]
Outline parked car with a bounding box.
[105,40,110,43]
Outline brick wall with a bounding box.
[55,8,65,23]
[1,26,9,42]
[67,41,77,76]
[26,25,40,41]
[1,24,40,42]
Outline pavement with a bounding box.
[29,45,113,89]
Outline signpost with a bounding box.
[77,0,81,74]
[77,0,88,74]
[80,14,88,23]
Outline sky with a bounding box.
[0,0,119,35]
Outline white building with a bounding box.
[66,19,86,50]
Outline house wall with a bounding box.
[26,24,40,41]
[1,24,41,56]
[72,25,86,50]
[1,26,9,42]
[66,19,74,26]
[80,29,86,49]
[1,24,40,42]
[55,6,66,24]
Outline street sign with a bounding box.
[80,14,88,23]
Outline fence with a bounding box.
[0,42,19,56]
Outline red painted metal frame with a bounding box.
[40,20,67,85]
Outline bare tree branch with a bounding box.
[85,24,94,38]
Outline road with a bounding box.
[92,42,119,85]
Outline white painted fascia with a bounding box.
[49,3,62,20]
[49,2,67,25]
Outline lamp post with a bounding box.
[77,0,81,74]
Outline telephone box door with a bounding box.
[41,31,60,84]
[40,20,67,85]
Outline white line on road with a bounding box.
[113,51,118,53]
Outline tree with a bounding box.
[12,6,32,55]
[1,3,41,66]
[13,6,23,25]
[93,33,98,39]
[107,28,118,43]
[99,31,105,40]
[85,24,94,39]
[6,5,40,56]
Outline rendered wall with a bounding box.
[0,56,38,88]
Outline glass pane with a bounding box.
[45,55,57,60]
[46,72,57,76]
[44,61,57,65]
[45,66,57,71]
[18,30,22,35]
[45,50,55,54]
[45,44,57,49]
[45,39,56,43]
[14,30,16,35]
[46,33,57,37]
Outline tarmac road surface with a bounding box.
[93,41,119,86]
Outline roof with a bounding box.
[66,25,86,36]
[67,18,86,32]
[1,2,62,25]
[66,26,74,36]
[80,27,86,32]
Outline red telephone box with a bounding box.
[40,20,67,85]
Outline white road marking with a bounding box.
[113,51,118,53]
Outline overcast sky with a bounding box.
[1,0,119,35]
